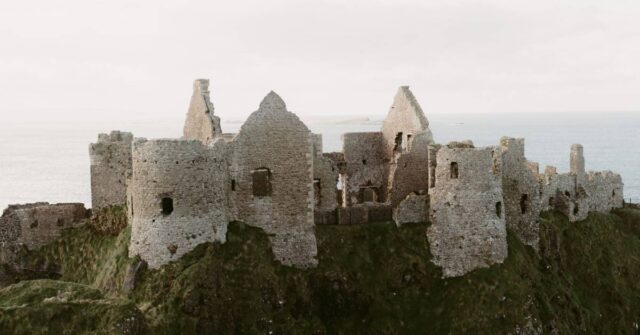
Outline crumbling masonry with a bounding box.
[0,78,625,278]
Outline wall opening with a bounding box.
[496,202,502,218]
[362,159,367,165]
[520,194,529,214]
[30,220,38,229]
[251,168,272,197]
[394,132,403,152]
[564,190,571,197]
[573,203,579,216]
[406,134,412,151]
[313,178,322,206]
[612,190,616,200]
[231,179,236,191]
[161,197,174,215]
[450,162,459,179]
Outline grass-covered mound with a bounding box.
[0,279,146,334]
[2,207,640,334]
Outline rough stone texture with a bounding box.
[394,194,429,226]
[0,203,88,263]
[387,131,430,208]
[89,131,133,211]
[585,171,624,212]
[183,79,222,144]
[229,92,317,268]
[128,139,229,269]
[380,86,433,158]
[498,137,542,251]
[312,134,339,213]
[342,132,386,206]
[427,146,508,278]
[539,145,624,223]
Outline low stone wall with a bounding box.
[315,203,393,225]
[0,203,89,257]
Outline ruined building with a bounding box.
[0,78,625,278]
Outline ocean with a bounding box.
[1,112,638,211]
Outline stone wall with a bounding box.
[380,86,433,158]
[183,79,222,144]
[387,130,431,208]
[394,194,429,226]
[539,145,624,223]
[342,132,387,205]
[498,137,542,250]
[89,131,133,211]
[229,92,317,268]
[342,132,388,206]
[427,144,508,278]
[128,139,229,269]
[312,134,339,213]
[0,202,88,259]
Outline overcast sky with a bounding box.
[1,0,639,122]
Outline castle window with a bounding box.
[231,179,236,191]
[573,203,579,216]
[252,168,272,197]
[612,190,616,199]
[161,197,174,215]
[313,178,322,206]
[362,159,367,165]
[520,194,529,214]
[406,134,412,151]
[450,162,459,179]
[394,132,403,152]
[496,202,502,218]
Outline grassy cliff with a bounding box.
[2,207,640,334]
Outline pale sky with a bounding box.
[1,0,639,122]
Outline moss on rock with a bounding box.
[0,279,146,334]
[3,207,640,334]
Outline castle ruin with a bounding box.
[0,79,625,278]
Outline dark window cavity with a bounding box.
[313,178,322,206]
[394,132,403,152]
[496,202,502,218]
[231,179,236,191]
[520,194,529,214]
[161,197,174,215]
[450,162,459,179]
[252,168,272,197]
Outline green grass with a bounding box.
[0,279,146,335]
[3,207,640,334]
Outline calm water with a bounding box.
[1,112,639,211]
